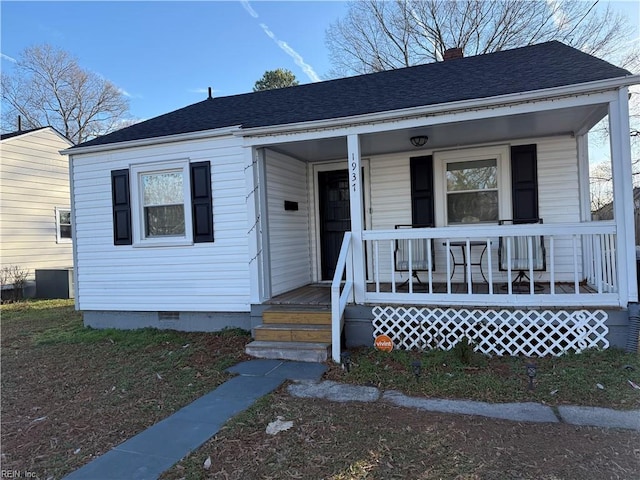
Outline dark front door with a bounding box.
[319,170,351,280]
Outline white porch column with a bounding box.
[609,87,638,304]
[245,146,270,304]
[347,134,366,303]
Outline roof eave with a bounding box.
[237,75,640,138]
[64,125,243,156]
[2,126,73,146]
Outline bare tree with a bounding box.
[326,0,636,75]
[1,44,129,144]
[589,132,640,215]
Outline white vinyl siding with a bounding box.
[367,136,581,283]
[527,136,582,281]
[71,136,250,312]
[265,150,312,295]
[368,154,410,281]
[0,128,74,279]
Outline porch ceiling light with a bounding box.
[410,135,429,147]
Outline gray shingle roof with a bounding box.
[72,41,632,150]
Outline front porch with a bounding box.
[242,75,637,362]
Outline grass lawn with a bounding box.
[1,300,251,479]
[322,345,640,410]
[2,300,639,479]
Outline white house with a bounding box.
[1,127,74,298]
[66,42,640,361]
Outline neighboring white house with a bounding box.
[65,42,640,361]
[1,127,74,297]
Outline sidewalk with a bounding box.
[63,360,327,480]
[64,360,640,479]
[287,380,640,430]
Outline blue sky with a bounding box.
[1,1,639,124]
[1,1,350,122]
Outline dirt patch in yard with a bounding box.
[164,390,640,480]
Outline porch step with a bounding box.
[262,306,331,325]
[247,305,333,363]
[254,323,332,343]
[245,341,331,363]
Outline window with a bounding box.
[130,160,193,246]
[111,161,213,246]
[141,171,185,237]
[446,159,498,224]
[56,207,72,243]
[434,146,511,226]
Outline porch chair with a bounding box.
[394,224,435,288]
[498,218,546,292]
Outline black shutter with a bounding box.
[410,155,434,226]
[111,169,132,245]
[190,161,214,243]
[510,145,539,222]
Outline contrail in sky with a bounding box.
[259,24,321,82]
[240,0,320,83]
[1,53,17,63]
[240,0,258,19]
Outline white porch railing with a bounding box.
[362,222,619,307]
[331,232,353,363]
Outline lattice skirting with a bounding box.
[372,306,609,357]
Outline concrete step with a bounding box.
[254,323,332,343]
[262,306,331,325]
[245,341,331,363]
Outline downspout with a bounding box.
[576,133,591,279]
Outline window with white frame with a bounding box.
[56,207,72,243]
[434,146,511,226]
[130,160,192,246]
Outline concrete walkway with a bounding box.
[288,380,640,431]
[63,360,327,480]
[65,360,639,480]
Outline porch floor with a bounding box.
[267,282,597,305]
[267,284,332,305]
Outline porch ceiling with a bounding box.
[268,103,607,162]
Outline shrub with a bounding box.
[1,265,30,303]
